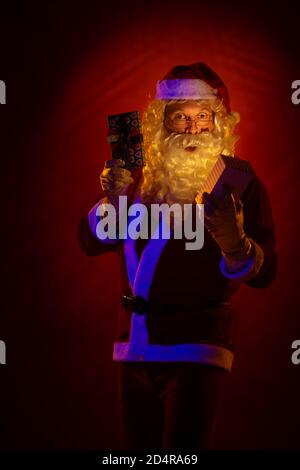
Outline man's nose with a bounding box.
[185,120,200,134]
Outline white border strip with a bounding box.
[156,79,218,100]
[113,342,233,371]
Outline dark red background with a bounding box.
[1,1,300,449]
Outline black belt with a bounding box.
[121,294,229,315]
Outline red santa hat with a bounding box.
[155,62,231,113]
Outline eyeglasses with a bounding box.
[164,111,214,134]
[167,110,213,125]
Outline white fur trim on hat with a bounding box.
[156,79,218,100]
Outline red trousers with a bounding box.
[117,361,228,450]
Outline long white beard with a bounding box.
[141,124,224,206]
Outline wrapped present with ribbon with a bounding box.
[107,110,145,171]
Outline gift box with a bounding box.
[198,155,255,203]
[107,110,145,171]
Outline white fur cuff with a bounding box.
[156,79,218,100]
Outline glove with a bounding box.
[200,184,250,256]
[100,159,134,197]
[198,184,265,278]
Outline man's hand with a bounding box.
[199,184,248,256]
[100,159,134,215]
[100,159,134,198]
[198,184,265,279]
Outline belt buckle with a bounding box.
[121,294,148,315]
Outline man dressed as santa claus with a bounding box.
[77,62,277,450]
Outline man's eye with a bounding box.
[174,113,186,120]
[198,112,208,120]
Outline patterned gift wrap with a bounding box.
[107,111,145,171]
[198,155,255,203]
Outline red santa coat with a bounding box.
[77,166,277,371]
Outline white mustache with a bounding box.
[163,131,218,150]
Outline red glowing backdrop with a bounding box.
[1,2,300,449]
